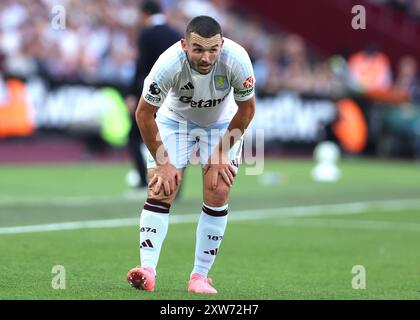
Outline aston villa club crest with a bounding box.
[214,75,229,91]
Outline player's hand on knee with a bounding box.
[148,163,180,196]
[204,157,236,189]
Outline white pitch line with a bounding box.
[1,198,420,235]
[264,218,420,232]
[0,192,147,206]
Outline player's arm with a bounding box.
[135,96,168,165]
[204,96,255,188]
[224,96,255,148]
[135,96,180,195]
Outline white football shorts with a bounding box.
[146,113,243,173]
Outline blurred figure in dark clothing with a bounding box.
[394,55,420,104]
[126,1,181,189]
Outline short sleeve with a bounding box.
[231,48,256,102]
[141,50,178,107]
[142,76,170,107]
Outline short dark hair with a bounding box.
[141,1,161,15]
[186,16,222,39]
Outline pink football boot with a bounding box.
[126,266,156,291]
[188,273,218,294]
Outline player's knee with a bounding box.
[147,186,178,205]
[205,183,230,207]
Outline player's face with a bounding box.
[182,33,223,74]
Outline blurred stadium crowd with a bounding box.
[0,0,419,102]
[1,0,420,159]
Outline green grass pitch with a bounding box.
[1,159,420,299]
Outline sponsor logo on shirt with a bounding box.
[234,87,254,97]
[214,75,229,91]
[179,92,230,108]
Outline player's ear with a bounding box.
[181,38,188,52]
[220,37,224,48]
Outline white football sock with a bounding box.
[192,203,228,278]
[139,199,170,272]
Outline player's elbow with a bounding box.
[247,101,255,120]
[243,99,255,124]
[237,97,256,121]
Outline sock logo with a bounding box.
[140,239,154,248]
[204,248,218,256]
[207,235,223,241]
[140,227,157,233]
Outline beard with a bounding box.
[187,53,214,74]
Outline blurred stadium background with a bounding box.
[1,0,420,299]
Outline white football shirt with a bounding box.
[142,37,255,127]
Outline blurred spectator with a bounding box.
[253,40,283,97]
[348,45,392,92]
[278,34,313,93]
[394,55,420,104]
